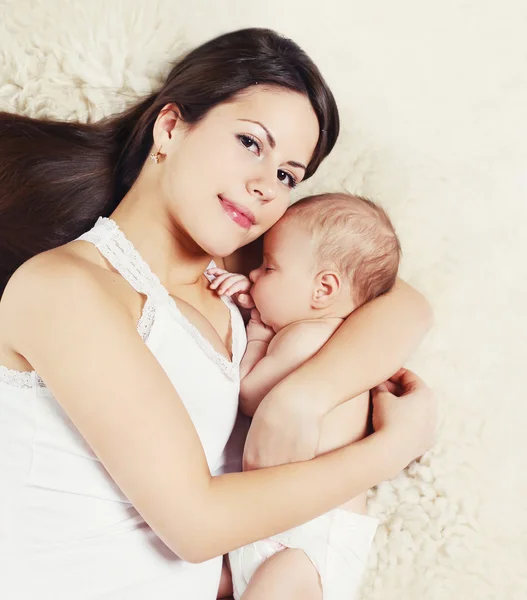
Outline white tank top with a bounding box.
[0,217,248,599]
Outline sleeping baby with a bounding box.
[208,192,401,600]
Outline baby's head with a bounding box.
[249,192,401,331]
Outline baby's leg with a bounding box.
[217,555,233,599]
[242,548,322,600]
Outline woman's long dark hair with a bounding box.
[0,28,339,297]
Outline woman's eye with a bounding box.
[278,169,298,189]
[238,134,262,155]
[238,134,298,189]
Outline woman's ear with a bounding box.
[159,103,182,137]
[152,103,183,151]
[311,270,341,308]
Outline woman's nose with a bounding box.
[247,174,277,203]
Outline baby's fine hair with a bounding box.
[282,192,401,308]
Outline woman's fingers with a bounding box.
[390,368,428,394]
[388,368,406,380]
[384,381,400,394]
[374,374,400,396]
[373,382,389,394]
[371,369,437,463]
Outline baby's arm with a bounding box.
[240,308,275,379]
[240,321,336,417]
[206,268,340,417]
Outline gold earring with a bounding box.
[150,146,162,164]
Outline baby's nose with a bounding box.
[249,268,259,283]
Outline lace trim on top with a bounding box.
[0,364,33,388]
[137,295,156,341]
[77,218,170,300]
[0,365,47,390]
[77,218,163,343]
[173,279,245,382]
[0,216,245,388]
[83,218,244,382]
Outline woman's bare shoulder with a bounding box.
[0,243,127,349]
[4,243,107,299]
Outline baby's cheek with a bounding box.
[256,284,275,316]
[251,284,265,312]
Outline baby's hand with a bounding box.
[247,308,274,343]
[206,268,255,310]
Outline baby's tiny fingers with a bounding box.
[218,275,248,295]
[223,280,250,297]
[209,272,234,290]
[250,308,262,322]
[206,267,227,276]
[237,294,255,309]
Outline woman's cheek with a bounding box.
[262,201,289,232]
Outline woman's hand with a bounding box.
[243,367,436,472]
[207,267,255,310]
[371,368,437,465]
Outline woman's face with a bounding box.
[155,86,319,258]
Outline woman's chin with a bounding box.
[200,239,245,259]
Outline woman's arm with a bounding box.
[289,277,434,417]
[226,240,433,412]
[3,253,435,565]
[243,278,433,469]
[240,321,335,417]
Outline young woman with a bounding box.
[0,28,435,598]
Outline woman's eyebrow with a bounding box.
[287,160,306,172]
[239,119,276,148]
[238,119,307,172]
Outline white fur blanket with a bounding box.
[1,1,525,598]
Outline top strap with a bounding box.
[77,217,169,301]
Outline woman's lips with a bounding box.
[219,196,255,230]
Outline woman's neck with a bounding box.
[109,187,212,294]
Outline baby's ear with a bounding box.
[311,270,341,308]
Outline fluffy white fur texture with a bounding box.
[1,1,526,598]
